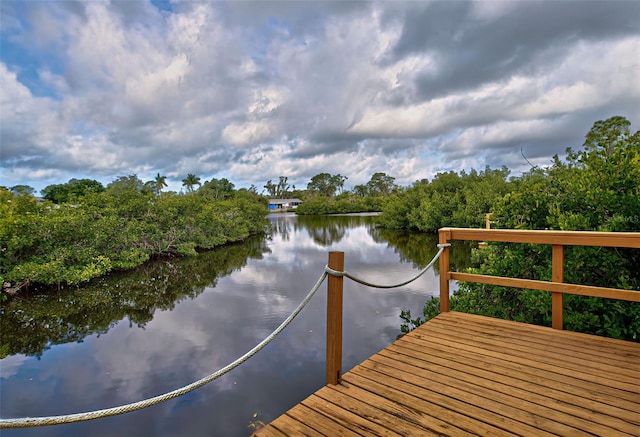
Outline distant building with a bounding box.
[268,198,303,210]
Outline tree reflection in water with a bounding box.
[0,236,270,358]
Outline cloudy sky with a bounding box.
[1,1,639,194]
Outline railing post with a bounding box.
[439,229,451,313]
[326,251,344,385]
[552,245,564,330]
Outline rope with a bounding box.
[0,271,329,429]
[1,242,451,428]
[324,243,450,288]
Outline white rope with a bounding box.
[0,271,329,429]
[324,243,450,289]
[1,242,451,429]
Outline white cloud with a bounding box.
[1,1,638,192]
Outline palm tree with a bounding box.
[154,173,168,196]
[182,173,201,193]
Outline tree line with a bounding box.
[395,116,639,341]
[1,175,267,293]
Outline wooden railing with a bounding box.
[438,228,640,330]
[324,228,639,385]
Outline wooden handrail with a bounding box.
[438,227,640,330]
[441,228,640,248]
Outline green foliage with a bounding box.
[400,297,440,333]
[307,173,348,197]
[153,173,168,196]
[182,173,201,193]
[0,180,268,289]
[9,185,36,196]
[41,178,105,203]
[0,235,269,358]
[367,172,397,196]
[199,177,235,200]
[403,116,640,341]
[295,195,386,215]
[263,176,291,198]
[378,166,510,231]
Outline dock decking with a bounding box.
[254,311,640,436]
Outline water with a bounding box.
[1,214,471,436]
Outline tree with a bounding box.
[331,174,348,195]
[307,173,347,197]
[199,178,235,200]
[42,179,105,204]
[405,116,640,341]
[106,175,144,194]
[263,176,291,198]
[367,173,396,196]
[182,174,201,193]
[154,173,168,196]
[9,185,35,197]
[276,176,291,198]
[353,184,368,197]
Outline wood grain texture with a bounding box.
[254,312,640,437]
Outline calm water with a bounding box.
[1,214,471,436]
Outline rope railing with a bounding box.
[324,243,450,288]
[1,243,449,429]
[0,271,329,429]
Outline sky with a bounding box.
[1,0,639,195]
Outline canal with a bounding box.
[1,213,471,436]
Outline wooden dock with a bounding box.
[254,311,640,436]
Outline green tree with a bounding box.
[182,174,201,193]
[154,173,168,195]
[9,185,35,196]
[42,179,105,204]
[367,172,396,197]
[263,176,291,198]
[404,116,640,341]
[107,175,144,194]
[199,178,235,200]
[378,167,510,231]
[353,184,369,197]
[306,173,348,197]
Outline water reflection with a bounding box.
[1,214,471,437]
[1,236,270,358]
[371,227,474,271]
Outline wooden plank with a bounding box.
[261,413,323,437]
[380,345,639,434]
[417,322,640,389]
[436,313,640,365]
[323,382,476,436]
[444,312,640,354]
[392,338,640,428]
[450,272,640,302]
[260,312,640,436]
[409,331,640,403]
[404,328,640,412]
[286,403,362,436]
[428,316,640,376]
[302,392,403,436]
[443,228,640,248]
[343,370,531,437]
[428,318,640,382]
[351,364,566,436]
[252,422,289,437]
[362,356,602,436]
